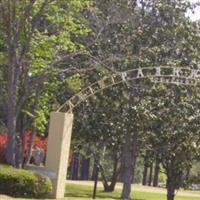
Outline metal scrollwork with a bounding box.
[58,66,200,113]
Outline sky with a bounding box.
[187,0,200,21]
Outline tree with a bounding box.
[150,85,200,200]
[84,0,200,198]
[73,85,126,192]
[69,1,200,199]
[72,82,156,198]
[0,0,91,167]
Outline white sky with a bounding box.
[187,0,200,21]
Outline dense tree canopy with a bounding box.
[0,0,91,166]
[1,1,200,200]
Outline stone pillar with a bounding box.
[45,112,74,198]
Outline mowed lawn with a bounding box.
[65,183,200,200]
[1,183,200,200]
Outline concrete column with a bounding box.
[45,112,74,198]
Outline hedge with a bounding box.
[0,164,52,198]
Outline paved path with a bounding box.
[66,180,200,198]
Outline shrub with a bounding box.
[0,134,7,162]
[0,164,52,198]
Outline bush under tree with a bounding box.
[0,164,52,198]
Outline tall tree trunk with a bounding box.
[100,153,121,192]
[6,71,17,166]
[121,136,136,200]
[185,168,190,181]
[24,90,40,166]
[108,155,121,192]
[164,159,178,200]
[142,164,148,186]
[131,156,137,183]
[5,130,16,166]
[167,178,175,200]
[148,163,153,186]
[142,154,149,186]
[81,158,90,180]
[99,163,109,191]
[71,152,79,180]
[121,157,133,200]
[15,134,23,168]
[92,162,98,180]
[24,130,36,165]
[6,32,20,166]
[15,113,26,168]
[153,159,160,187]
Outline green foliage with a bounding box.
[83,0,200,73]
[188,162,200,186]
[159,172,167,184]
[134,158,144,183]
[0,164,52,198]
[69,1,200,198]
[0,0,92,145]
[148,85,200,191]
[66,74,82,93]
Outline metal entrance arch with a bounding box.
[45,66,200,198]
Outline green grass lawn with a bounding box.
[0,183,200,200]
[64,183,200,200]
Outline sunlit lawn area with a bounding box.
[64,183,200,200]
[1,183,200,200]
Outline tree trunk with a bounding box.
[24,130,36,165]
[5,132,16,166]
[24,91,40,166]
[121,160,132,200]
[148,163,153,186]
[99,163,110,191]
[164,159,178,200]
[100,153,120,192]
[81,158,90,180]
[15,134,23,168]
[6,44,19,166]
[185,168,190,181]
[121,137,136,200]
[107,179,117,192]
[142,153,150,186]
[6,82,17,166]
[71,152,79,180]
[15,114,26,168]
[108,155,121,192]
[167,179,175,200]
[153,159,160,187]
[142,164,148,186]
[92,162,98,180]
[131,156,137,183]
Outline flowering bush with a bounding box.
[0,134,7,162]
[24,130,48,152]
[0,131,48,163]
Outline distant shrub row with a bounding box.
[0,164,52,198]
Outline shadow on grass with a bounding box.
[65,190,145,200]
[65,183,146,200]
